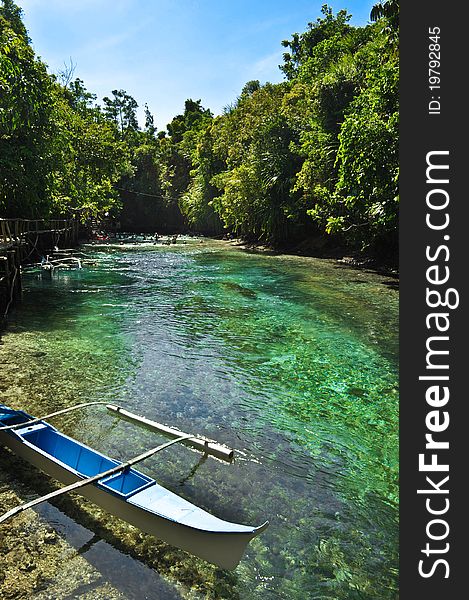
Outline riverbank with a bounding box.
[224,237,399,279]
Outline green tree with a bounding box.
[160,99,214,224]
[48,84,132,218]
[103,89,139,140]
[371,0,399,34]
[281,5,352,80]
[180,123,224,234]
[144,103,157,138]
[1,2,133,220]
[67,77,98,115]
[210,83,302,243]
[0,2,55,217]
[0,0,27,40]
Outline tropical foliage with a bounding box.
[0,1,398,258]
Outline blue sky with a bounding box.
[17,0,374,130]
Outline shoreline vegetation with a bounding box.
[1,1,399,265]
[222,237,399,276]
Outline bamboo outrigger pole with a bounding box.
[107,404,234,463]
[0,401,110,432]
[0,434,193,524]
[1,402,235,460]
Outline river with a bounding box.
[0,238,398,599]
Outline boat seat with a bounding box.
[99,470,152,497]
[14,423,50,438]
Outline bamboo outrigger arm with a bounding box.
[0,401,235,461]
[0,434,193,524]
[107,404,235,463]
[0,401,110,432]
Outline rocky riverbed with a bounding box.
[0,337,230,600]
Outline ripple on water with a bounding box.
[0,240,398,599]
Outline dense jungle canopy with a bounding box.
[0,1,399,260]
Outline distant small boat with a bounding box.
[0,404,268,569]
[39,255,82,272]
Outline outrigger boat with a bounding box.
[0,403,268,569]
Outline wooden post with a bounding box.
[7,250,21,295]
[5,221,12,243]
[0,255,9,289]
[0,256,7,316]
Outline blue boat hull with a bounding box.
[0,405,267,569]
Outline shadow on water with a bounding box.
[36,504,183,600]
[0,447,237,599]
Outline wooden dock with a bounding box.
[0,218,79,319]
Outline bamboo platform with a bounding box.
[0,218,79,319]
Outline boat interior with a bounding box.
[16,423,153,498]
[0,408,31,427]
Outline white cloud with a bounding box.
[247,50,283,80]
[79,23,149,55]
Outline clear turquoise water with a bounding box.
[3,239,398,599]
